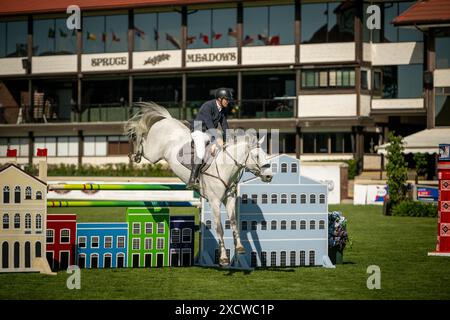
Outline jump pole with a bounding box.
[48,183,188,191]
[47,200,198,208]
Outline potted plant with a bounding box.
[328,211,349,264]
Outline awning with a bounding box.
[376,127,450,155]
[392,0,450,27]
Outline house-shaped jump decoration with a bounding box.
[199,154,331,268]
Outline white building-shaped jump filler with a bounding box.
[199,154,331,269]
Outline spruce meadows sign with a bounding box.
[91,57,127,67]
[186,52,237,63]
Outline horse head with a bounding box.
[128,133,143,163]
[245,135,273,183]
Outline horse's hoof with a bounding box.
[219,258,230,266]
[236,246,246,254]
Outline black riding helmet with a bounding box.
[215,87,233,101]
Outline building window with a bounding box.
[302,133,328,153]
[436,32,450,69]
[182,228,192,243]
[83,136,107,156]
[25,187,32,200]
[290,194,297,204]
[0,20,28,58]
[300,251,306,266]
[83,14,128,54]
[309,250,316,266]
[3,186,10,204]
[251,221,257,231]
[310,220,316,230]
[225,220,230,229]
[187,7,237,49]
[145,238,153,250]
[251,194,257,204]
[47,229,54,243]
[33,18,76,56]
[361,70,368,90]
[134,10,182,51]
[243,4,294,47]
[145,222,153,234]
[25,213,31,230]
[117,236,125,248]
[262,194,268,204]
[290,251,296,266]
[36,191,42,200]
[206,220,212,229]
[310,194,316,204]
[241,194,248,204]
[300,220,306,230]
[157,222,165,234]
[171,228,180,243]
[270,251,277,267]
[281,163,288,173]
[376,65,423,99]
[104,236,112,248]
[331,133,353,153]
[300,193,307,204]
[271,220,277,230]
[36,214,42,230]
[0,137,29,157]
[271,163,278,173]
[55,137,79,157]
[301,2,355,43]
[91,236,99,248]
[260,251,267,267]
[78,236,86,248]
[280,220,287,230]
[156,237,164,250]
[14,186,21,203]
[281,194,287,204]
[107,136,129,156]
[132,222,141,235]
[280,251,286,267]
[251,252,257,268]
[319,220,325,230]
[14,213,20,229]
[290,220,296,230]
[291,163,298,173]
[302,69,355,89]
[241,221,248,231]
[319,194,326,204]
[271,194,277,204]
[435,87,450,126]
[60,229,70,243]
[214,249,220,265]
[261,220,267,230]
[132,238,140,250]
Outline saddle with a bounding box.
[177,140,215,173]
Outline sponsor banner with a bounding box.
[82,53,128,71]
[32,55,77,74]
[133,50,182,69]
[439,144,450,161]
[417,186,439,202]
[366,185,388,205]
[186,48,237,67]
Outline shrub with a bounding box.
[346,159,358,180]
[391,200,437,218]
[386,132,408,205]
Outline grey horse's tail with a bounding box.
[124,101,173,141]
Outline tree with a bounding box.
[386,132,408,206]
[413,153,428,184]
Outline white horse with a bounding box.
[125,102,273,266]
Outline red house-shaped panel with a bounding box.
[46,214,77,270]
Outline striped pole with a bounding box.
[48,183,188,191]
[47,200,197,208]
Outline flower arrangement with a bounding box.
[328,211,349,252]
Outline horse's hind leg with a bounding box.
[225,195,245,254]
[211,199,229,266]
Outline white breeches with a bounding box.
[191,130,210,160]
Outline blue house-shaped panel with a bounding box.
[76,223,128,268]
[169,215,195,267]
[200,154,329,267]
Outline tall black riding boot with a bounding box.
[187,163,202,190]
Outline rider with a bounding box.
[187,87,233,189]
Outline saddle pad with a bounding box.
[177,141,215,173]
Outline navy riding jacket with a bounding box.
[190,99,229,142]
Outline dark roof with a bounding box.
[0,0,260,16]
[0,163,47,186]
[393,0,450,26]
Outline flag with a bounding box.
[87,32,96,41]
[102,32,107,42]
[154,28,159,41]
[228,28,238,38]
[187,35,196,45]
[212,31,222,40]
[200,33,209,45]
[242,35,254,46]
[48,28,55,38]
[112,32,120,42]
[6,149,17,157]
[37,148,47,157]
[59,28,67,38]
[166,33,181,49]
[135,26,146,39]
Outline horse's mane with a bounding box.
[124,101,173,140]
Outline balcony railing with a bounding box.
[0,98,297,124]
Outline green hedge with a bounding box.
[24,163,176,177]
[391,200,437,218]
[346,159,358,180]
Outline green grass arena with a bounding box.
[1,204,449,300]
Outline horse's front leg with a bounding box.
[211,199,229,266]
[225,195,245,254]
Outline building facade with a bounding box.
[46,213,77,270]
[126,207,170,267]
[1,0,447,169]
[0,163,50,272]
[76,222,128,268]
[169,215,195,267]
[200,154,329,267]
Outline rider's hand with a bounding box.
[217,138,224,148]
[211,143,217,157]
